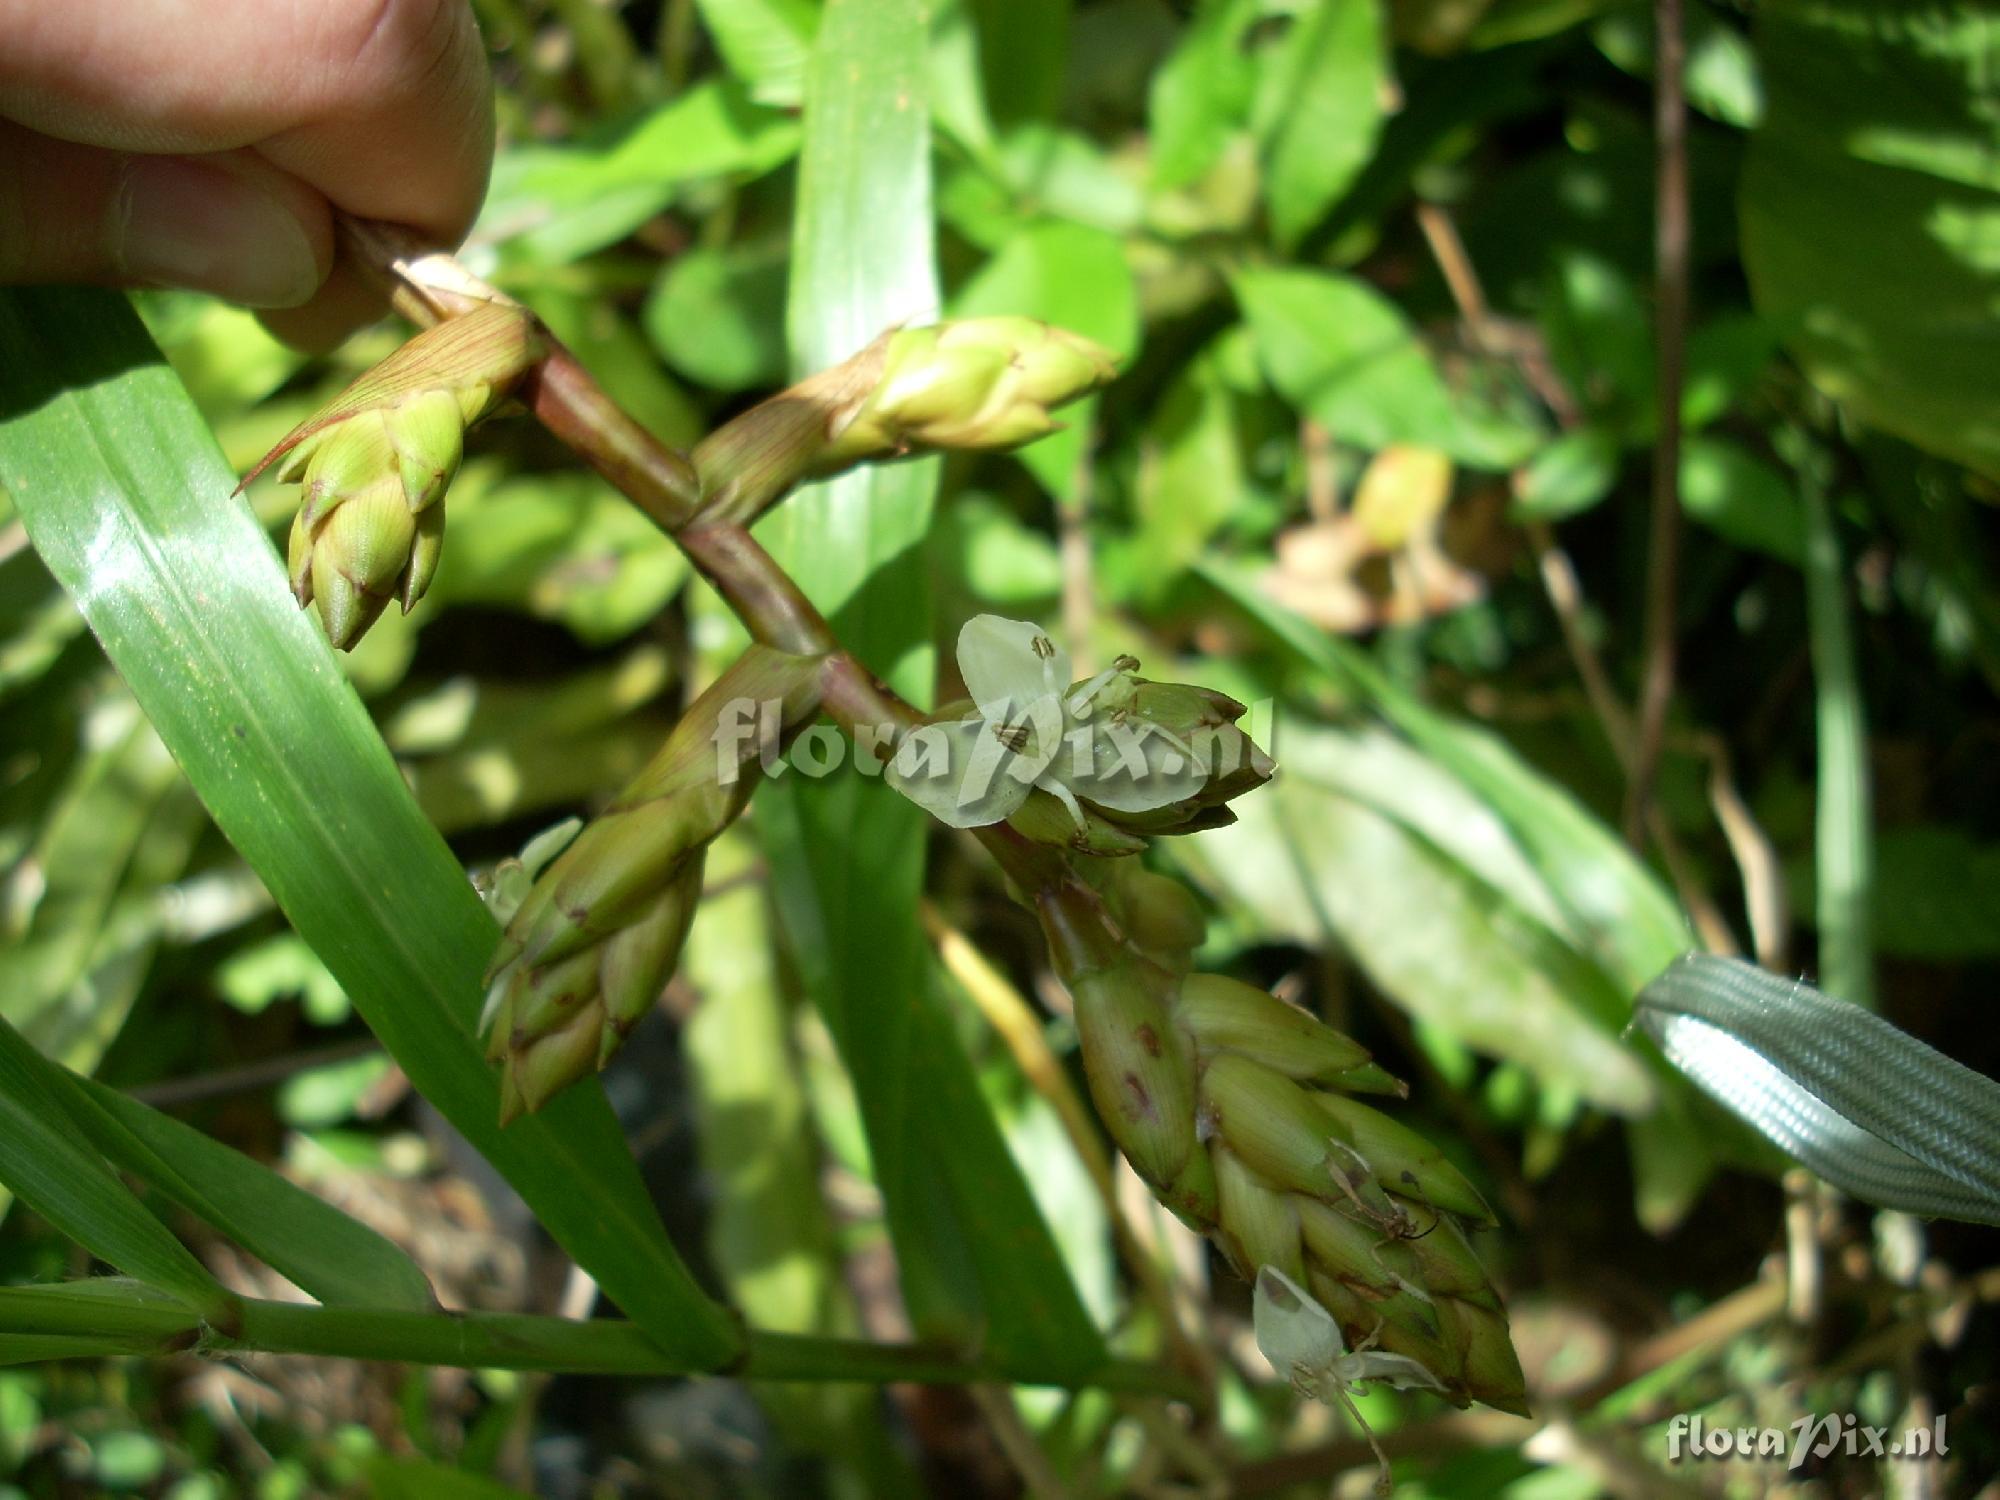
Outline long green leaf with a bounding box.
[757,0,1104,1375]
[65,1071,437,1312]
[0,287,739,1366]
[1198,559,1691,990]
[1638,956,2000,1223]
[0,1019,224,1314]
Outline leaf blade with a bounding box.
[0,287,739,1367]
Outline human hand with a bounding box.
[0,0,492,347]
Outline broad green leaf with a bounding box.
[0,1016,224,1314]
[944,494,1064,606]
[1741,0,2000,478]
[1254,0,1387,249]
[953,219,1139,502]
[0,287,739,1367]
[762,0,1105,1377]
[483,80,802,266]
[643,241,791,391]
[1234,266,1536,469]
[1199,558,1691,991]
[1680,437,1805,564]
[1132,340,1247,587]
[1512,426,1620,521]
[1148,0,1259,189]
[1177,723,1655,1112]
[694,0,821,106]
[61,1068,436,1312]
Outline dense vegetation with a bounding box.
[1,0,1996,1495]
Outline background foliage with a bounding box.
[1,0,1997,1495]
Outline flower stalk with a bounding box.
[333,218,1523,1420]
[483,645,825,1120]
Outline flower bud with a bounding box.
[483,646,822,1120]
[1314,1092,1494,1225]
[828,318,1119,465]
[1069,961,1198,1190]
[1066,679,1274,837]
[246,303,542,649]
[693,320,1118,525]
[1177,973,1376,1082]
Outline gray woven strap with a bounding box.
[1635,955,2000,1225]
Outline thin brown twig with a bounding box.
[126,1037,385,1109]
[1627,0,1690,846]
[1412,200,1735,953]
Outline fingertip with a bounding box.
[256,262,392,353]
[116,155,333,309]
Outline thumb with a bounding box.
[0,122,330,308]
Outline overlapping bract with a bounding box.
[820,317,1119,464]
[247,303,542,648]
[691,318,1120,523]
[1044,850,1528,1416]
[482,646,822,1121]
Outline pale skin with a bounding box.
[0,0,493,348]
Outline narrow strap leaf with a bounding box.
[66,1073,439,1313]
[1636,955,2000,1224]
[0,1017,228,1315]
[0,287,740,1364]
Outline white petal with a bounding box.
[885,717,1033,828]
[958,614,1070,719]
[1253,1266,1346,1382]
[1337,1350,1446,1393]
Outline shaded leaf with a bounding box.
[1741,0,2000,478]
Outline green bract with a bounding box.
[250,303,543,649]
[885,614,1255,830]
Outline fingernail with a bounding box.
[116,157,321,308]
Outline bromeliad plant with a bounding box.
[252,223,1526,1441]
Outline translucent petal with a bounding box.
[1338,1349,1446,1393]
[885,717,1032,828]
[957,615,1070,719]
[1254,1266,1346,1381]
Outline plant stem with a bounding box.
[0,1287,1192,1396]
[1799,452,1874,1008]
[1628,0,1690,844]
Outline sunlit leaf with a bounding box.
[0,287,739,1366]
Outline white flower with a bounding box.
[1253,1265,1444,1401]
[884,615,1207,829]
